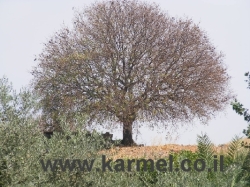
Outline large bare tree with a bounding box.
[32,0,231,146]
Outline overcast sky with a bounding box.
[0,0,249,146]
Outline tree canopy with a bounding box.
[32,0,231,145]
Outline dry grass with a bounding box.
[99,138,250,160]
[100,144,197,160]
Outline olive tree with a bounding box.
[230,72,250,186]
[32,0,231,146]
[231,72,250,138]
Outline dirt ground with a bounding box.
[99,138,250,160]
[100,143,229,160]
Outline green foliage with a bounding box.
[1,119,250,186]
[236,150,250,186]
[197,133,215,164]
[0,116,120,186]
[222,136,249,187]
[231,72,250,138]
[226,135,243,165]
[195,134,216,182]
[244,71,250,89]
[137,160,159,185]
[235,150,250,186]
[230,72,250,186]
[231,99,250,126]
[0,76,39,124]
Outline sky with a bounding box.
[0,0,250,146]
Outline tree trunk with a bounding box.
[121,121,135,146]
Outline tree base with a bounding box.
[121,138,137,147]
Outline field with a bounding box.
[101,143,229,160]
[102,144,196,159]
